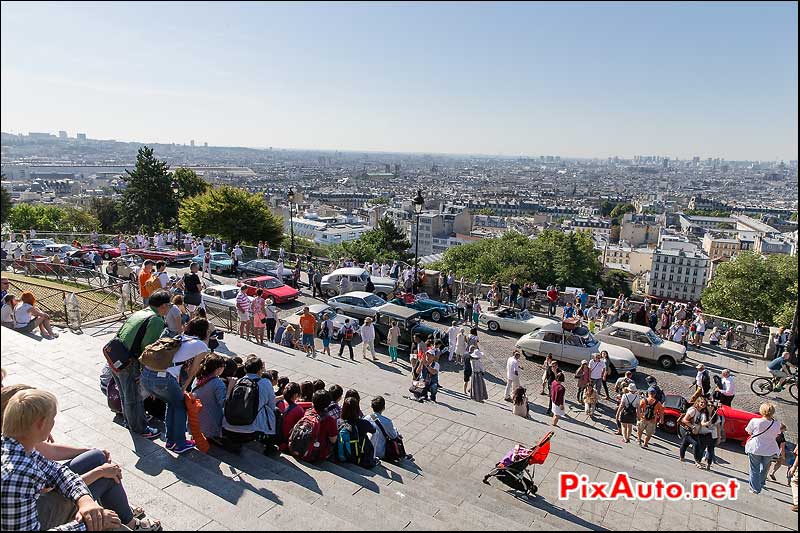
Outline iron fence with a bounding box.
[1,259,107,289]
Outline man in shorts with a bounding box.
[637,387,663,449]
[299,306,317,358]
[320,312,334,356]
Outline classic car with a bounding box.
[372,303,448,353]
[284,303,357,341]
[327,291,387,321]
[105,254,144,281]
[191,252,234,274]
[237,275,300,304]
[320,267,396,299]
[23,238,56,255]
[596,322,687,370]
[388,292,456,322]
[130,247,194,265]
[80,244,121,260]
[659,394,759,444]
[479,307,560,334]
[515,322,638,376]
[237,259,294,283]
[42,244,77,260]
[201,284,253,311]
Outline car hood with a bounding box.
[370,276,396,286]
[658,339,686,354]
[598,342,639,366]
[267,285,299,297]
[416,299,452,308]
[412,323,445,340]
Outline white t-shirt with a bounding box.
[744,418,781,456]
[1,304,16,326]
[360,323,375,342]
[589,359,604,380]
[720,375,735,396]
[14,303,34,328]
[506,357,520,381]
[447,325,459,348]
[167,336,209,380]
[157,271,170,289]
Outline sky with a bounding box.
[1,1,797,160]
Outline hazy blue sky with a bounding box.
[1,1,797,160]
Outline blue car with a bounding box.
[388,292,457,322]
[190,252,234,274]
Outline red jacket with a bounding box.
[547,289,558,303]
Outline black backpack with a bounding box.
[224,377,263,426]
[643,400,657,421]
[622,394,637,417]
[701,370,710,392]
[275,403,302,443]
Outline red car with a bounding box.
[81,244,121,260]
[130,247,194,264]
[237,276,300,304]
[660,394,759,445]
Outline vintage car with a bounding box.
[237,275,300,304]
[24,238,56,255]
[479,307,560,334]
[285,304,357,341]
[659,394,759,444]
[372,303,448,353]
[191,252,234,274]
[388,292,456,323]
[42,244,77,260]
[105,254,144,282]
[596,322,687,370]
[237,259,294,283]
[80,244,121,260]
[320,267,396,299]
[201,284,253,311]
[130,247,194,265]
[515,322,638,376]
[327,291,388,321]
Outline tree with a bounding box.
[89,197,121,233]
[601,269,632,298]
[368,197,390,206]
[610,203,635,224]
[7,204,98,232]
[610,225,621,243]
[702,252,798,326]
[0,184,12,224]
[172,167,209,200]
[476,208,496,216]
[599,200,616,217]
[119,146,175,230]
[178,185,284,246]
[60,207,99,232]
[328,216,411,263]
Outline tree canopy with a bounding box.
[328,216,411,263]
[118,146,175,231]
[1,184,11,224]
[178,185,284,246]
[701,251,798,326]
[432,230,603,288]
[172,167,209,200]
[89,197,120,233]
[7,204,99,232]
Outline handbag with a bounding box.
[371,414,406,462]
[409,380,427,395]
[103,316,153,373]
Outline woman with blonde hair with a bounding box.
[745,402,782,494]
[14,291,58,338]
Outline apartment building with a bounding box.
[644,247,710,301]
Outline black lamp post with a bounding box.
[171,179,181,246]
[412,189,424,294]
[288,187,296,254]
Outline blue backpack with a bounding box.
[337,422,362,463]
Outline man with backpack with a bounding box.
[288,389,338,462]
[637,387,664,449]
[338,318,356,360]
[368,396,409,462]
[110,289,172,441]
[221,355,277,454]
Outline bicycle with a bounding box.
[750,370,798,401]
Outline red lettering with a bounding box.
[692,482,709,500]
[609,473,634,499]
[559,472,579,499]
[728,479,739,500]
[636,482,654,500]
[665,482,683,500]
[710,483,727,500]
[654,478,666,499]
[589,482,609,499]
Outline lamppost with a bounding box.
[171,179,181,248]
[412,189,424,294]
[287,187,296,254]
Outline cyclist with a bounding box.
[768,351,793,391]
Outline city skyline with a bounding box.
[1,1,797,161]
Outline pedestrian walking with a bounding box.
[550,372,566,427]
[468,347,489,402]
[338,318,356,359]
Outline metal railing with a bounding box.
[1,259,108,290]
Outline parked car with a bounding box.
[596,322,687,370]
[237,275,300,304]
[372,303,448,353]
[24,238,56,255]
[659,393,759,444]
[64,250,100,269]
[237,259,294,283]
[479,307,559,334]
[327,291,387,321]
[320,267,396,299]
[515,322,638,376]
[81,244,121,260]
[285,303,357,341]
[201,284,253,311]
[191,252,234,274]
[105,254,144,282]
[42,244,77,260]
[388,292,456,322]
[130,247,194,265]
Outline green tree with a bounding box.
[60,207,99,232]
[7,203,40,230]
[89,197,121,233]
[368,197,390,206]
[178,185,284,246]
[0,183,12,224]
[610,203,635,224]
[600,269,632,298]
[172,167,209,200]
[475,208,496,216]
[702,252,798,326]
[119,146,175,230]
[599,200,615,217]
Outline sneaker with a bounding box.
[141,427,161,440]
[173,441,197,454]
[165,442,176,450]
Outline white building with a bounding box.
[645,247,710,302]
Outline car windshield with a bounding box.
[221,289,239,299]
[261,278,283,289]
[364,294,386,307]
[258,260,277,269]
[646,330,663,345]
[211,253,229,260]
[314,308,336,320]
[416,292,430,300]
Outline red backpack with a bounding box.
[288,411,322,461]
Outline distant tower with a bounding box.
[76,133,87,141]
[58,131,67,139]
[385,163,391,173]
[394,163,400,178]
[204,142,208,147]
[190,140,195,147]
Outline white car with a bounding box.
[595,322,687,370]
[320,267,396,299]
[327,291,387,321]
[479,307,560,334]
[515,322,638,376]
[201,284,253,311]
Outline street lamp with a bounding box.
[171,179,180,196]
[287,187,296,254]
[412,189,424,294]
[170,179,181,246]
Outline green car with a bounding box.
[389,292,457,322]
[191,252,234,274]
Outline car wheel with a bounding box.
[662,415,679,434]
[431,310,442,322]
[327,288,338,297]
[658,355,676,370]
[215,266,222,274]
[103,252,111,260]
[520,349,536,361]
[265,297,274,306]
[488,321,500,332]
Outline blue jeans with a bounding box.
[67,449,134,524]
[141,367,187,444]
[748,453,773,493]
[111,359,146,435]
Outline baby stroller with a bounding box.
[482,431,554,497]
